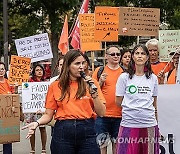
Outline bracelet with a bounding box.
[36,121,40,126]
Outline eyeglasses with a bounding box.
[107,53,121,57]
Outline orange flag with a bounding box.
[58,15,69,55]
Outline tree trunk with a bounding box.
[49,10,59,77]
[51,32,58,77]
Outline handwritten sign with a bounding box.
[94,7,119,42]
[79,13,102,51]
[119,7,160,36]
[15,33,53,63]
[0,94,20,144]
[22,82,49,113]
[159,30,180,62]
[8,55,31,85]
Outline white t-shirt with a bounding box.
[116,72,158,128]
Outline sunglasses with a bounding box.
[107,53,121,56]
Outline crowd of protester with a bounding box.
[0,38,179,154]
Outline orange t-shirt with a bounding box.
[151,62,172,84]
[45,80,105,120]
[0,78,13,94]
[151,62,172,75]
[167,69,176,84]
[92,66,123,118]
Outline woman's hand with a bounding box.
[21,122,39,139]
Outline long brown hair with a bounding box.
[127,44,152,79]
[58,50,86,102]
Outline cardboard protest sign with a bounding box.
[79,13,102,51]
[159,30,180,62]
[15,33,53,63]
[22,82,49,113]
[119,7,160,36]
[94,7,119,42]
[8,55,31,85]
[0,94,20,144]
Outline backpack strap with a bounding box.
[97,66,104,81]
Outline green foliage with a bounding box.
[0,1,3,55]
[0,0,180,57]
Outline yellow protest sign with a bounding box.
[0,94,20,144]
[94,7,119,42]
[79,13,101,51]
[119,7,160,36]
[8,55,31,85]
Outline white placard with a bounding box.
[176,58,180,84]
[158,84,180,153]
[22,82,50,113]
[15,33,53,63]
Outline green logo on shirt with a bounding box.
[128,85,137,94]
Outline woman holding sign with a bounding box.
[0,62,14,154]
[22,50,106,154]
[116,45,160,154]
[24,64,47,154]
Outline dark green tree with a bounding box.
[1,0,180,64]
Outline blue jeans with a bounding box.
[51,118,100,154]
[3,143,12,154]
[95,117,121,144]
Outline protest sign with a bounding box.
[8,55,31,85]
[119,7,160,36]
[15,33,53,63]
[79,13,101,51]
[158,84,180,153]
[0,94,20,144]
[94,7,119,42]
[22,82,49,113]
[159,30,180,62]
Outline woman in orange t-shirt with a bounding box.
[22,50,106,154]
[0,62,13,154]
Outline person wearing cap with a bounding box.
[165,51,180,84]
[146,38,172,84]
